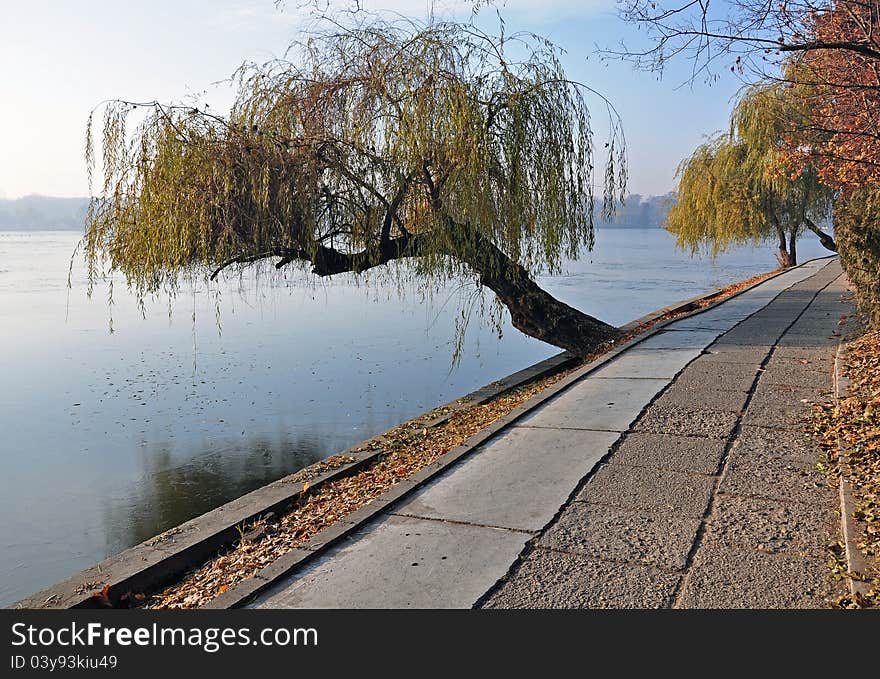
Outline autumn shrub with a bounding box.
[835,188,880,326]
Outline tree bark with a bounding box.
[776,226,795,268]
[788,229,798,266]
[804,218,837,252]
[443,219,618,356]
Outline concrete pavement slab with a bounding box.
[777,333,840,348]
[250,514,531,609]
[590,347,703,379]
[704,494,833,556]
[482,548,680,609]
[673,360,759,392]
[634,329,722,349]
[789,312,844,326]
[713,328,788,346]
[675,542,832,609]
[632,402,740,439]
[575,463,715,517]
[785,324,844,340]
[653,384,749,413]
[734,425,824,464]
[608,432,727,475]
[683,308,762,323]
[394,427,620,532]
[764,351,834,369]
[539,502,701,570]
[758,362,832,389]
[772,346,837,362]
[517,377,666,432]
[662,316,741,331]
[700,345,769,365]
[719,448,832,504]
[744,384,823,429]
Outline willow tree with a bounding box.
[83,20,627,356]
[667,81,836,267]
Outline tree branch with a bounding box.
[804,217,838,252]
[209,233,421,281]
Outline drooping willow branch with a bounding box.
[83,18,626,355]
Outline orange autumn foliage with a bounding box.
[790,1,880,189]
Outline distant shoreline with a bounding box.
[0,224,668,233]
[0,226,85,232]
[0,193,675,232]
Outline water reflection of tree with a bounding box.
[102,433,327,556]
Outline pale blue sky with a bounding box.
[0,0,744,199]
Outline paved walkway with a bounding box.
[250,258,852,608]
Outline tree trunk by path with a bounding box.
[777,226,796,267]
[447,220,618,356]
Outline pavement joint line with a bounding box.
[833,340,872,599]
[605,430,733,442]
[588,376,671,381]
[711,488,833,507]
[568,494,711,515]
[727,422,808,431]
[528,544,686,577]
[387,512,537,536]
[513,425,626,434]
[604,459,721,478]
[669,268,842,609]
[737,422,813,434]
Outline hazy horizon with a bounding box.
[0,191,677,232]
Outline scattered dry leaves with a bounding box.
[810,325,880,607]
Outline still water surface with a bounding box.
[0,228,830,605]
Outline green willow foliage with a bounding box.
[666,81,833,259]
[84,20,626,307]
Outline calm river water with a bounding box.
[0,228,830,605]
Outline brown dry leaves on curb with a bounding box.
[810,326,880,608]
[145,271,777,609]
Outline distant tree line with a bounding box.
[0,196,88,230]
[0,193,676,233]
[597,193,675,229]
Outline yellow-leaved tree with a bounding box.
[667,81,836,267]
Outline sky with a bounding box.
[0,0,745,199]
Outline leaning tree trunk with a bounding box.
[804,218,837,252]
[247,218,621,357]
[776,227,795,268]
[478,261,618,356]
[447,219,618,356]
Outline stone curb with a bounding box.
[14,256,835,609]
[833,341,871,599]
